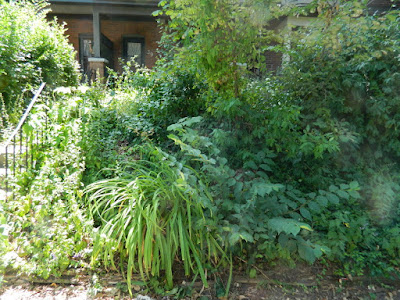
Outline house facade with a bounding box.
[48,0,162,79]
[48,0,398,77]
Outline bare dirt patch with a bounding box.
[1,264,399,299]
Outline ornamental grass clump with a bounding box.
[85,144,225,292]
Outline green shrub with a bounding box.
[0,0,78,119]
[167,117,355,265]
[83,65,208,183]
[282,6,400,155]
[275,1,400,274]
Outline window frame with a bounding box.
[122,36,145,66]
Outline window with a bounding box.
[122,37,145,66]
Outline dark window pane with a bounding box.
[127,42,142,61]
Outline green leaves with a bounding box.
[252,182,283,197]
[300,207,312,221]
[228,230,254,246]
[2,90,92,279]
[86,143,227,293]
[161,0,278,97]
[167,116,203,132]
[297,239,327,264]
[0,0,78,115]
[268,218,313,236]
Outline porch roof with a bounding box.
[49,0,159,16]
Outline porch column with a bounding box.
[90,10,107,81]
[93,10,101,58]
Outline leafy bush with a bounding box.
[280,3,400,221]
[167,117,355,264]
[83,64,207,183]
[276,1,400,274]
[0,0,78,119]
[282,5,400,166]
[155,0,281,98]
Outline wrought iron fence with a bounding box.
[0,83,47,201]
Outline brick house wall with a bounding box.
[55,16,161,72]
[265,46,283,73]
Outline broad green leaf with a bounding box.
[253,182,273,197]
[245,160,258,170]
[268,218,312,236]
[349,181,359,190]
[308,201,321,212]
[316,195,328,207]
[229,232,241,245]
[348,190,360,199]
[167,123,182,131]
[326,193,339,205]
[260,164,272,171]
[298,242,317,264]
[227,177,236,187]
[234,181,243,195]
[308,192,316,199]
[300,207,312,220]
[329,185,338,192]
[240,231,254,243]
[336,190,349,200]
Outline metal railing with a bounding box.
[1,83,47,201]
[281,0,313,6]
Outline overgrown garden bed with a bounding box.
[1,0,400,298]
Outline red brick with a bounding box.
[55,16,161,71]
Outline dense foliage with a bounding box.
[1,87,93,279]
[278,2,400,275]
[83,0,400,287]
[154,0,288,102]
[0,0,78,125]
[1,0,400,297]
